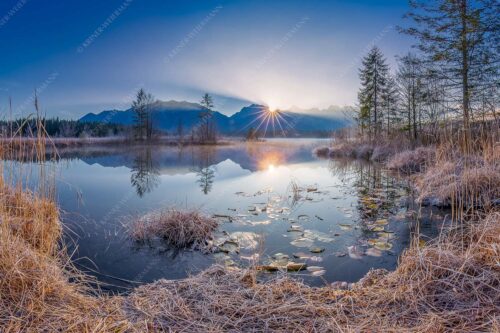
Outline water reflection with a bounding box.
[6,139,451,291]
[130,147,160,197]
[196,167,215,194]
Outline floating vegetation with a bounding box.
[374,242,393,251]
[287,225,303,232]
[348,246,363,259]
[290,237,314,248]
[248,220,271,226]
[339,223,353,230]
[292,252,310,260]
[365,248,382,257]
[257,262,307,272]
[309,246,325,253]
[228,232,260,250]
[374,219,388,225]
[219,241,239,254]
[303,229,335,243]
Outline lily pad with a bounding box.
[309,246,325,253]
[348,246,363,260]
[374,241,393,251]
[290,237,314,248]
[229,232,260,250]
[374,219,389,225]
[219,241,239,253]
[377,231,395,240]
[339,223,353,230]
[365,247,382,257]
[310,269,326,276]
[293,252,312,259]
[306,266,324,272]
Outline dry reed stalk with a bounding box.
[129,208,218,250]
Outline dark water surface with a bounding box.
[6,139,449,291]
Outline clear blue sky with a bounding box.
[0,0,412,118]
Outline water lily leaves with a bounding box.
[309,246,325,253]
[365,247,382,257]
[311,269,326,276]
[298,214,310,222]
[374,219,389,225]
[303,229,335,243]
[249,220,271,226]
[219,241,239,253]
[290,237,314,248]
[258,262,307,272]
[240,253,260,261]
[374,241,393,251]
[377,231,395,240]
[307,266,324,272]
[348,246,363,260]
[370,225,385,232]
[293,252,311,259]
[287,225,304,232]
[339,223,353,230]
[229,232,260,250]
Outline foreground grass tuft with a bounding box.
[129,208,218,250]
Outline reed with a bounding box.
[129,208,218,250]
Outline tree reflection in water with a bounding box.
[130,147,160,197]
[191,146,216,195]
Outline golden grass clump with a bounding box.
[0,182,132,332]
[129,208,218,249]
[416,151,500,209]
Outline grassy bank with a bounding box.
[1,140,499,331]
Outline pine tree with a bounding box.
[358,46,390,140]
[198,93,217,143]
[132,88,155,141]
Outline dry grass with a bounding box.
[416,153,500,210]
[387,146,436,174]
[129,208,218,250]
[0,182,132,332]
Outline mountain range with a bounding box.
[79,101,353,136]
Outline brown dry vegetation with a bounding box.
[129,208,218,250]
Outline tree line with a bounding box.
[356,0,498,146]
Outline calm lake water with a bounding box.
[6,139,448,291]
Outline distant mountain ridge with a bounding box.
[79,101,352,136]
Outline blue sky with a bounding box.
[0,0,412,118]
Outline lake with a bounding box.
[5,139,449,292]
